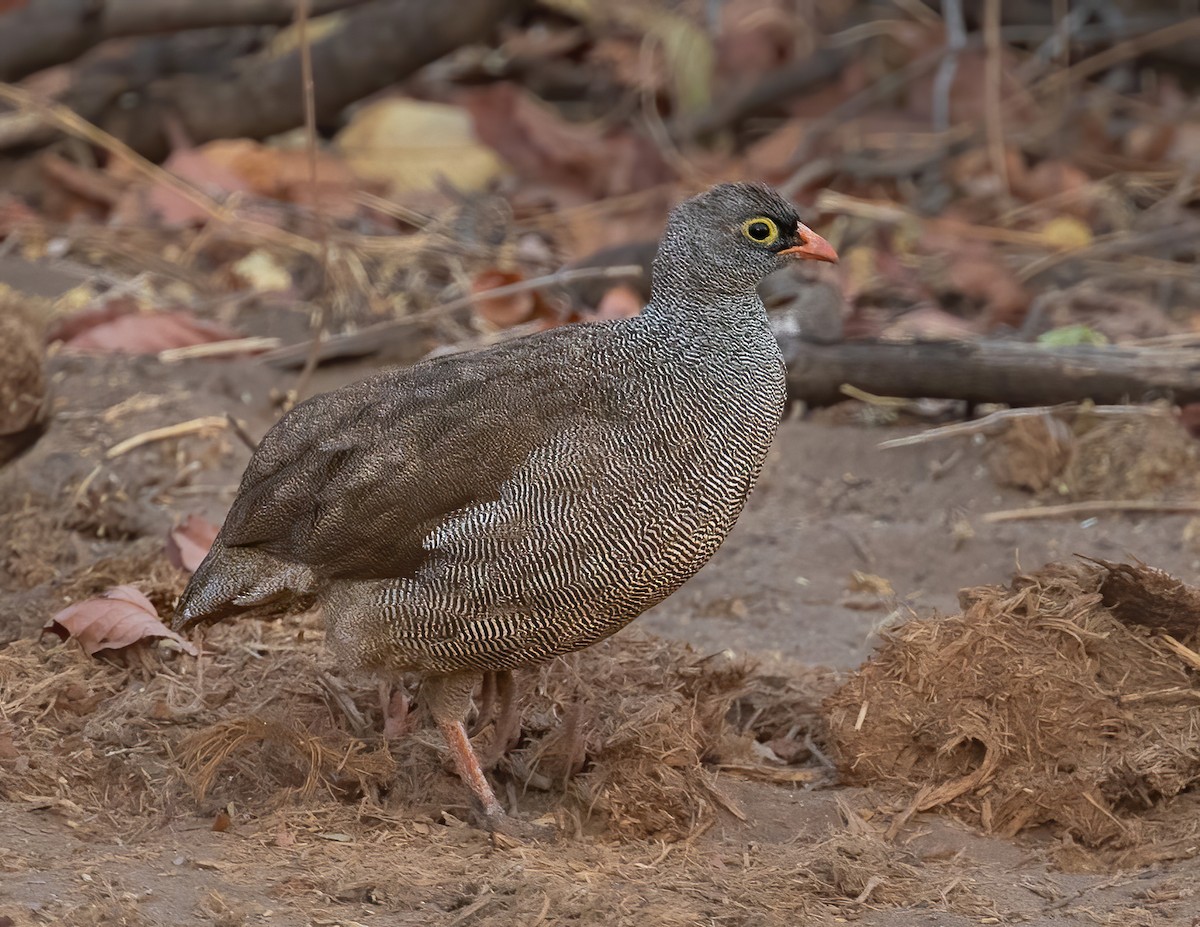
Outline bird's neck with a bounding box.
[639,285,770,337]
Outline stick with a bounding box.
[982,501,1200,523]
[157,337,281,362]
[260,264,645,368]
[106,416,228,458]
[877,403,1169,449]
[781,337,1200,409]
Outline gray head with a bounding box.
[650,182,838,303]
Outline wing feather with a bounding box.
[219,325,624,580]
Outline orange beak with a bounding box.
[779,221,839,264]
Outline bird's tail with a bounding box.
[174,539,315,631]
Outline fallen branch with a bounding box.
[6,0,528,159]
[0,0,372,83]
[782,338,1200,409]
[982,501,1200,523]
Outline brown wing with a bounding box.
[219,325,625,581]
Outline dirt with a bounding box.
[4,260,1200,926]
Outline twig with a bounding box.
[106,416,228,458]
[982,501,1200,524]
[291,0,331,405]
[259,264,644,368]
[0,82,322,257]
[877,403,1169,449]
[1034,16,1200,97]
[815,190,1051,247]
[931,0,966,133]
[0,0,372,82]
[157,337,281,362]
[983,0,1008,193]
[223,413,260,453]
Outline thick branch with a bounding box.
[783,338,1200,408]
[0,0,371,82]
[69,0,527,159]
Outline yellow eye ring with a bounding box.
[741,216,780,246]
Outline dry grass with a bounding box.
[0,600,996,923]
[825,558,1200,866]
[986,405,1200,501]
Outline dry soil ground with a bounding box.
[2,258,1200,926]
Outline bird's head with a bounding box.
[652,182,838,300]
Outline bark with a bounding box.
[77,0,527,160]
[782,338,1200,408]
[0,0,371,82]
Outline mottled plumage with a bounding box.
[175,182,838,831]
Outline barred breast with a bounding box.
[322,308,786,676]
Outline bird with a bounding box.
[174,182,838,832]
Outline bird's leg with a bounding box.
[378,680,412,740]
[424,672,505,822]
[493,670,521,753]
[476,669,521,768]
[472,670,498,737]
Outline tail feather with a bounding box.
[174,539,316,630]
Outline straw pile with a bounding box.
[825,559,1200,852]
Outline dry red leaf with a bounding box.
[166,514,220,573]
[471,269,539,328]
[44,585,199,657]
[108,119,255,227]
[461,83,669,199]
[49,296,240,354]
[201,139,363,219]
[593,285,644,321]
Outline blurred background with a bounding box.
[4,3,1200,923]
[0,0,1197,356]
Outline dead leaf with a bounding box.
[472,269,538,328]
[920,225,1030,329]
[881,305,978,341]
[593,285,644,321]
[166,515,220,573]
[1040,216,1092,251]
[848,572,894,598]
[109,131,254,227]
[461,83,670,199]
[335,98,506,195]
[229,250,293,293]
[0,195,35,236]
[202,138,364,218]
[44,585,199,657]
[1012,160,1094,218]
[49,296,240,354]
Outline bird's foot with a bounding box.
[479,807,557,844]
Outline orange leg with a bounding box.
[424,672,505,823]
[439,717,504,820]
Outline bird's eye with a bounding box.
[741,217,780,245]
